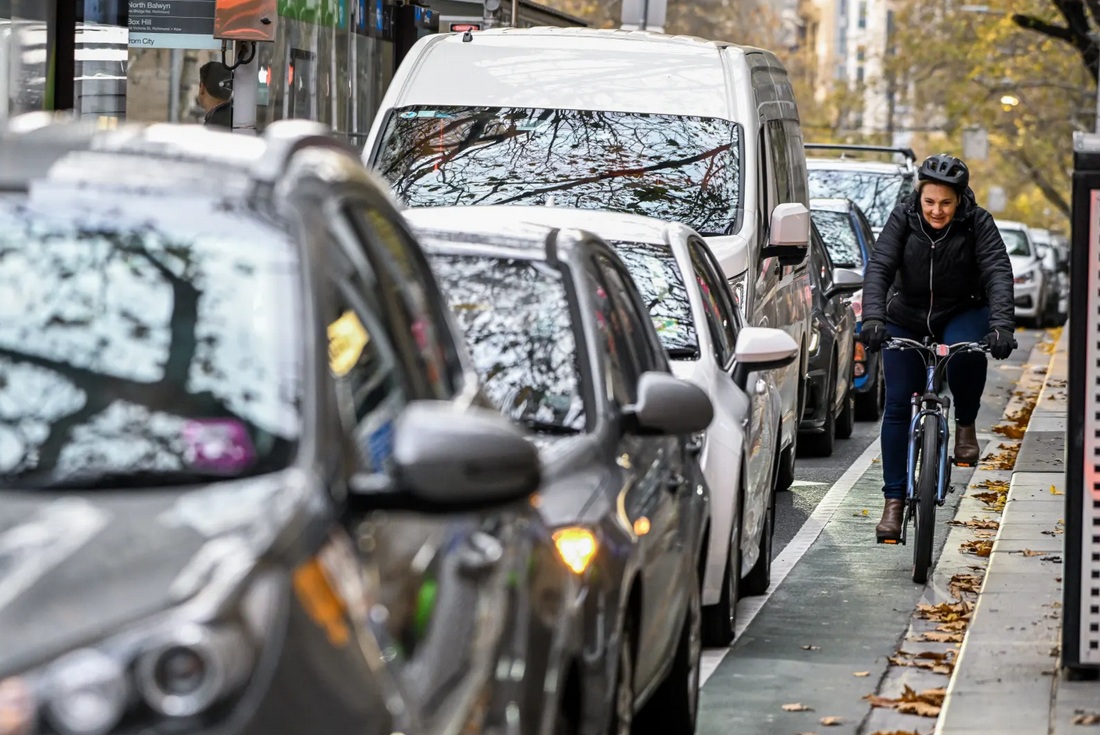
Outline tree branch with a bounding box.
[1012,14,1075,43]
[1004,149,1072,218]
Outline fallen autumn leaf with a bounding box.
[853,671,870,677]
[782,703,814,712]
[820,715,843,726]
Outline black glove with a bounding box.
[985,327,1016,360]
[860,319,889,353]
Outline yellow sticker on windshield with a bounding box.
[328,310,369,377]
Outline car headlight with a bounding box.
[809,326,821,354]
[1014,269,1035,284]
[3,571,286,735]
[552,527,598,575]
[728,273,747,317]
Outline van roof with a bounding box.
[389,27,770,119]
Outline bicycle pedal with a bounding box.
[951,456,976,468]
[877,536,901,545]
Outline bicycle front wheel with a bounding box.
[912,414,941,584]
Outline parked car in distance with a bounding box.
[997,219,1051,328]
[806,144,917,238]
[406,206,715,735]
[809,197,884,420]
[364,26,813,495]
[0,115,574,735]
[1029,227,1067,326]
[456,206,799,644]
[798,222,862,457]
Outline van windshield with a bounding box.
[374,106,744,236]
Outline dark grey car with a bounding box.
[0,118,576,735]
[798,222,863,457]
[405,207,715,735]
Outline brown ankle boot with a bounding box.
[876,499,904,542]
[954,424,979,465]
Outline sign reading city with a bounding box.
[128,0,222,49]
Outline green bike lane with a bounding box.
[697,329,1043,735]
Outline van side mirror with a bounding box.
[761,203,810,266]
[349,401,540,511]
[827,267,864,298]
[731,327,800,391]
[624,372,714,436]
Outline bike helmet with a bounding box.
[918,154,969,191]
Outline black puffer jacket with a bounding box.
[862,188,1015,335]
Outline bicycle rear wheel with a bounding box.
[912,414,940,584]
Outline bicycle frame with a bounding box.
[904,361,952,507]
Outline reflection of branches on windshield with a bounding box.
[488,144,730,206]
[0,225,235,475]
[379,108,741,233]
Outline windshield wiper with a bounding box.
[666,347,701,359]
[520,419,581,436]
[7,468,242,490]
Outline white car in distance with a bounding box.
[491,207,799,646]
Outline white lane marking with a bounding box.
[789,480,827,488]
[700,438,882,687]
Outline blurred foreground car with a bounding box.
[0,116,572,735]
[809,197,883,420]
[407,206,715,735]
[451,206,799,645]
[798,223,862,457]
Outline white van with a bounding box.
[362,27,813,488]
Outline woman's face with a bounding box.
[920,183,959,230]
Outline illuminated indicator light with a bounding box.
[553,528,598,574]
[633,517,651,536]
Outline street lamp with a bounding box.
[1000,93,1020,107]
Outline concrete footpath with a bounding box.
[936,329,1100,734]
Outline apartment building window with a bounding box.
[858,1,867,29]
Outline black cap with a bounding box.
[200,61,233,100]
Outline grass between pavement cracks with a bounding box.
[852,329,1058,735]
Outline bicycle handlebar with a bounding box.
[883,338,990,355]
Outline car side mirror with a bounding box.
[731,327,800,391]
[761,203,809,266]
[348,401,540,511]
[624,372,714,436]
[826,267,864,299]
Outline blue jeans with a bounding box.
[880,307,990,499]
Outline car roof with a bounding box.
[806,157,911,176]
[809,197,856,213]
[0,113,365,197]
[404,206,569,261]
[995,219,1028,231]
[452,205,693,247]
[387,27,768,118]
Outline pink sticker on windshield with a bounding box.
[182,419,256,473]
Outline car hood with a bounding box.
[1010,254,1039,276]
[0,470,322,675]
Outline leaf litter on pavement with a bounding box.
[865,685,946,717]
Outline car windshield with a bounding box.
[0,190,302,489]
[375,106,744,236]
[807,169,905,229]
[1000,228,1032,257]
[426,251,586,433]
[810,210,863,268]
[609,241,698,358]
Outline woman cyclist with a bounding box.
[859,154,1016,542]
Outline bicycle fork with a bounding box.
[899,399,952,546]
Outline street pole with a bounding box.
[231,41,258,135]
[512,0,519,27]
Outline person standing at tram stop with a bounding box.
[198,61,233,129]
[858,154,1017,542]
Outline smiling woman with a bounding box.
[0,190,303,487]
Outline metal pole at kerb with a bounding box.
[511,0,519,26]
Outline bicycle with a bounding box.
[879,337,992,584]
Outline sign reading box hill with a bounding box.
[128,0,222,49]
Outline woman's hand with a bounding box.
[860,320,889,352]
[984,327,1016,360]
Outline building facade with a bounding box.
[1,0,582,143]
